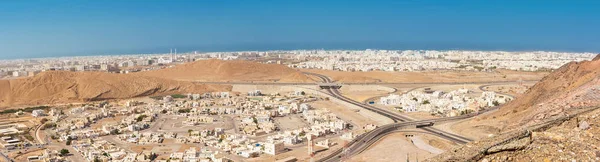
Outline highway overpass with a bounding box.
[301,73,502,162]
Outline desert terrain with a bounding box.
[429,55,600,161]
[350,132,455,162]
[302,69,548,83]
[3,56,597,162]
[453,55,600,133]
[0,59,317,109]
[0,59,550,110]
[139,59,314,82]
[0,71,231,109]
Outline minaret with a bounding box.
[169,48,172,62]
[308,134,315,162]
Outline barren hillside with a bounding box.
[430,55,600,161]
[430,107,600,162]
[486,54,600,129]
[0,71,231,108]
[139,59,314,82]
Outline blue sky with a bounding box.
[0,0,599,59]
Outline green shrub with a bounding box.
[0,106,51,114]
[136,115,147,122]
[171,94,187,99]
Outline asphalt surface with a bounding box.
[319,88,485,162]
[302,72,506,162]
[0,152,11,162]
[358,80,538,85]
[20,72,523,162]
[35,124,46,144]
[192,80,538,86]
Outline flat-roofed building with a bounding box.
[32,109,46,117]
[263,142,285,155]
[0,136,20,150]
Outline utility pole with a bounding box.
[416,153,419,162]
[518,77,524,86]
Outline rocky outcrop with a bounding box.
[486,136,531,154]
[483,54,600,129]
[429,54,600,161]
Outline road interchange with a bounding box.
[19,72,522,162]
[303,72,506,162]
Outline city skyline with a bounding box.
[0,48,595,61]
[2,1,600,162]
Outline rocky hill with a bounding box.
[0,71,231,108]
[491,54,600,129]
[429,54,600,161]
[139,59,314,82]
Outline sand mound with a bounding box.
[140,59,313,82]
[0,71,231,108]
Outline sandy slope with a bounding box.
[0,71,231,108]
[302,69,548,83]
[139,59,313,82]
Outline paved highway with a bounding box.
[35,124,46,145]
[192,80,538,86]
[0,151,11,162]
[303,72,506,162]
[319,87,484,161]
[23,72,520,162]
[478,84,516,98]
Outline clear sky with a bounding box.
[1,0,599,59]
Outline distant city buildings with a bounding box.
[0,49,595,79]
[289,50,596,72]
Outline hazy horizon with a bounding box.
[1,0,599,59]
[2,42,598,60]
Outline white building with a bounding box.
[380,94,401,105]
[158,57,173,64]
[12,71,27,77]
[32,109,46,117]
[248,90,262,96]
[299,103,311,112]
[263,142,285,155]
